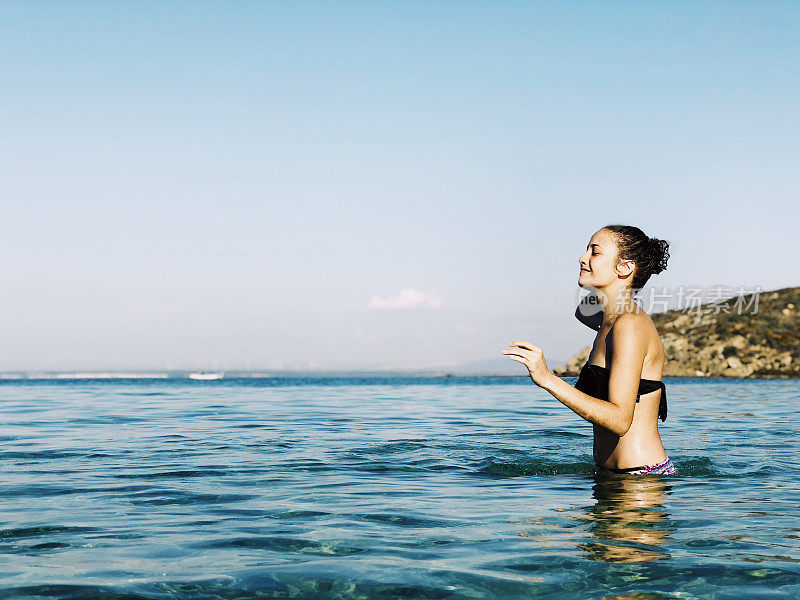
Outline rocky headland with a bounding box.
[555,286,799,378]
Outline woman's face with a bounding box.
[578,229,625,289]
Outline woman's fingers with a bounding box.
[503,341,550,388]
[509,341,541,352]
[502,348,530,362]
[503,342,545,371]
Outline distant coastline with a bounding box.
[0,371,517,381]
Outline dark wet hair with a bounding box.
[602,225,670,290]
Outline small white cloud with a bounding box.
[369,288,443,310]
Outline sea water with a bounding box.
[0,376,798,599]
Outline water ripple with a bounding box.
[0,378,798,599]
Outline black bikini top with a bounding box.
[574,362,667,422]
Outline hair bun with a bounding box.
[648,237,670,274]
[602,225,670,290]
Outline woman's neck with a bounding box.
[595,286,637,327]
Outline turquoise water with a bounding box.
[1,377,798,599]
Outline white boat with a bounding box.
[188,372,224,380]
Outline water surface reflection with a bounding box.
[577,474,675,563]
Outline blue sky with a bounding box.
[1,2,798,371]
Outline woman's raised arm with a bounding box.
[504,315,646,436]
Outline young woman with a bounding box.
[502,225,675,475]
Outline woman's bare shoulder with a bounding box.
[609,311,658,340]
[612,310,649,327]
[611,311,664,368]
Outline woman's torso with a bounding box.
[585,312,668,470]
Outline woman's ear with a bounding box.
[615,259,635,279]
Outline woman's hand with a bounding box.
[502,341,555,388]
